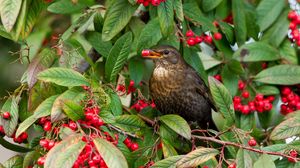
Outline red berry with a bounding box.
[141,50,150,57]
[213,21,219,27]
[130,143,139,151]
[68,121,77,131]
[20,132,28,140]
[228,163,236,168]
[39,117,48,125]
[241,105,250,115]
[151,0,160,6]
[238,80,246,90]
[187,37,196,46]
[242,91,250,99]
[213,32,222,40]
[204,35,213,44]
[255,94,264,101]
[37,156,45,166]
[261,62,268,69]
[195,36,203,43]
[288,150,298,162]
[248,138,257,146]
[185,30,194,37]
[214,74,222,82]
[264,102,272,111]
[290,22,297,30]
[0,125,4,135]
[123,137,131,145]
[43,121,52,132]
[288,11,298,20]
[233,96,241,104]
[81,85,90,91]
[203,166,209,168]
[92,155,101,163]
[2,112,11,119]
[40,139,49,148]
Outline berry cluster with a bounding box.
[288,10,300,46]
[233,81,274,115]
[185,29,222,47]
[39,117,52,132]
[280,87,300,115]
[40,138,58,151]
[116,80,137,95]
[79,106,104,127]
[288,150,298,163]
[131,100,156,112]
[123,137,139,151]
[137,0,165,7]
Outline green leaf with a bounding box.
[183,2,217,32]
[162,139,178,158]
[0,0,22,32]
[45,134,85,168]
[254,65,300,85]
[115,115,146,132]
[152,155,183,168]
[129,59,145,86]
[233,42,280,62]
[253,154,276,168]
[255,85,279,96]
[38,67,90,87]
[173,0,184,21]
[0,97,19,137]
[27,48,57,89]
[23,151,40,168]
[93,137,128,168]
[270,113,300,140]
[0,136,32,153]
[218,21,235,44]
[62,100,84,121]
[261,9,289,47]
[15,95,58,137]
[102,0,138,41]
[47,0,92,14]
[127,0,136,5]
[202,0,223,12]
[157,0,174,36]
[109,92,123,116]
[236,149,253,168]
[159,114,191,140]
[256,0,285,31]
[136,18,162,54]
[239,113,255,131]
[86,31,112,58]
[176,148,219,168]
[232,0,247,46]
[105,32,132,82]
[208,77,235,127]
[280,39,298,64]
[3,155,23,168]
[221,65,239,97]
[51,88,85,122]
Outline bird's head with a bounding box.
[142,45,185,67]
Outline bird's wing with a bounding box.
[186,67,217,111]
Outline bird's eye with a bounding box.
[163,50,169,55]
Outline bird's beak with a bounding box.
[142,49,162,59]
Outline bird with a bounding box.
[142,45,217,129]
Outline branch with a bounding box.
[193,135,300,161]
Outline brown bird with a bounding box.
[143,45,217,129]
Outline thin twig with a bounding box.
[193,135,300,161]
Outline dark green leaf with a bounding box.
[232,0,247,46]
[0,0,22,32]
[157,0,174,36]
[162,139,178,158]
[115,115,146,132]
[208,77,235,127]
[62,100,84,121]
[102,0,138,41]
[218,21,234,44]
[47,0,92,14]
[109,92,123,116]
[176,148,219,168]
[173,0,184,21]
[256,0,285,31]
[93,137,129,168]
[233,42,280,62]
[137,18,162,54]
[202,0,223,12]
[105,32,132,82]
[129,59,145,86]
[152,155,183,168]
[86,31,112,58]
[280,39,298,64]
[254,65,300,85]
[253,154,276,168]
[255,85,279,96]
[221,65,239,97]
[0,97,19,137]
[23,151,40,168]
[0,136,32,153]
[16,95,58,137]
[239,113,255,131]
[160,114,191,140]
[38,67,90,87]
